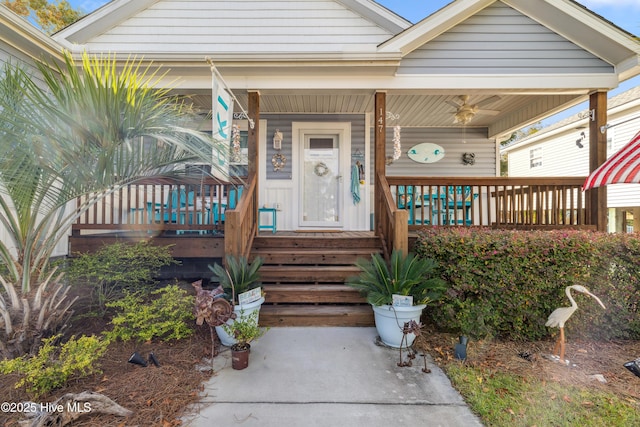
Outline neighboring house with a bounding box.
[503,87,640,233]
[0,6,68,258]
[50,0,640,240]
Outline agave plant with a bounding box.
[0,52,227,358]
[208,255,263,305]
[347,250,446,306]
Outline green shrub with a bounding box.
[415,228,640,341]
[105,283,195,342]
[222,309,267,350]
[63,241,178,314]
[0,335,108,398]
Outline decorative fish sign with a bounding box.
[407,143,446,164]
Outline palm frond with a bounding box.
[0,52,229,292]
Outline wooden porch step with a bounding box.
[259,304,374,327]
[252,234,381,250]
[251,233,381,327]
[264,284,365,304]
[260,265,361,283]
[252,248,376,265]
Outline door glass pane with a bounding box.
[302,136,339,224]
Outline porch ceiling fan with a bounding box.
[447,95,501,124]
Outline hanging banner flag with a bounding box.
[211,67,234,180]
[583,130,640,190]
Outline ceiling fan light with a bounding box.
[454,110,475,124]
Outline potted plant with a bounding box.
[222,309,267,370]
[208,255,264,346]
[347,250,446,348]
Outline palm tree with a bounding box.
[0,52,227,358]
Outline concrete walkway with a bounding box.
[183,327,483,427]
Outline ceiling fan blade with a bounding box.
[476,109,501,116]
[475,95,501,108]
[446,100,462,108]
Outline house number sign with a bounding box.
[378,107,385,134]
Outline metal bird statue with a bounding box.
[545,285,606,363]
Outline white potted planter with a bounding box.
[208,255,265,346]
[215,296,265,347]
[372,303,426,348]
[346,250,446,349]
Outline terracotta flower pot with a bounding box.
[231,344,251,370]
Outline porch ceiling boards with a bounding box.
[184,91,580,134]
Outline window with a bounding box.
[529,147,543,169]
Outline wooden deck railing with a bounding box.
[224,172,257,259]
[385,177,593,230]
[72,175,595,260]
[376,173,408,256]
[72,176,244,235]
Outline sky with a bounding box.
[68,0,640,126]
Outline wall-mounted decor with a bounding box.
[231,124,242,163]
[271,153,287,172]
[407,143,445,164]
[392,125,401,160]
[273,129,283,150]
[462,152,476,165]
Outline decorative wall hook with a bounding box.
[386,111,400,121]
[578,109,595,121]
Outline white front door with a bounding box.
[300,133,343,227]
[292,121,353,229]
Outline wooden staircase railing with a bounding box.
[376,173,408,257]
[224,172,257,259]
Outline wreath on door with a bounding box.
[314,162,330,177]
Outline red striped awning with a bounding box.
[583,130,640,190]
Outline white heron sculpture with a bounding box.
[545,285,606,363]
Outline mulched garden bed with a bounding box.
[0,326,214,427]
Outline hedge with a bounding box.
[414,228,640,341]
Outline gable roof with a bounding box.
[51,0,640,139]
[55,0,410,59]
[1,5,63,64]
[379,0,640,81]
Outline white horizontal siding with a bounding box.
[0,45,43,84]
[507,102,640,208]
[604,113,640,207]
[0,46,69,259]
[398,2,612,75]
[507,148,531,176]
[84,0,394,54]
[507,134,587,177]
